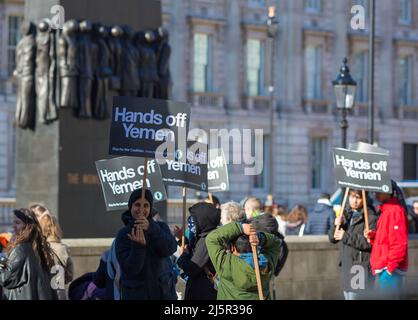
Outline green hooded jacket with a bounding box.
[205,222,281,300]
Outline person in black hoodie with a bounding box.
[328,189,378,300]
[177,202,220,300]
[115,188,177,300]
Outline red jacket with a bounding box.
[370,198,408,275]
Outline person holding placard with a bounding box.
[176,202,220,300]
[205,221,281,300]
[365,181,409,299]
[328,189,377,300]
[114,188,177,300]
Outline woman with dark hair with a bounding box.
[115,188,177,300]
[285,205,308,236]
[0,208,56,300]
[329,189,378,300]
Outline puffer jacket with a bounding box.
[115,210,177,300]
[370,198,408,275]
[0,242,55,300]
[306,203,335,235]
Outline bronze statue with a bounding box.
[92,24,112,119]
[58,20,79,110]
[35,19,58,124]
[14,21,36,129]
[77,20,94,118]
[137,30,159,98]
[155,27,172,99]
[120,25,140,96]
[15,20,173,129]
[109,25,123,92]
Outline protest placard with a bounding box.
[95,157,167,211]
[333,147,392,193]
[160,141,208,192]
[108,97,190,159]
[207,148,229,192]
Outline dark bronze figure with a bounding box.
[58,20,79,109]
[109,25,123,92]
[92,24,112,119]
[36,19,58,123]
[155,27,172,99]
[137,30,159,98]
[77,20,94,118]
[15,21,36,129]
[120,25,140,96]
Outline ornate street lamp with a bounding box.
[332,58,357,149]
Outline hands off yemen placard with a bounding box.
[160,141,208,192]
[208,148,229,192]
[333,148,392,193]
[109,97,190,159]
[95,157,167,211]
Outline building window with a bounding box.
[398,55,413,106]
[399,0,412,24]
[7,16,23,76]
[305,46,322,100]
[403,143,417,180]
[247,39,266,97]
[353,51,368,103]
[248,0,265,7]
[193,33,213,92]
[355,0,368,17]
[311,137,327,189]
[253,135,269,190]
[305,0,321,13]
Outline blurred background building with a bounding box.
[1,0,418,210]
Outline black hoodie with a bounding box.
[177,202,220,300]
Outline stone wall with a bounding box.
[64,235,418,300]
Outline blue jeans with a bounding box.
[343,291,360,300]
[377,270,403,299]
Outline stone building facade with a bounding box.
[0,0,23,198]
[162,0,418,208]
[1,0,418,210]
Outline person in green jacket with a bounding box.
[205,221,281,300]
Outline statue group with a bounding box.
[14,19,172,130]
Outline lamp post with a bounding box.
[368,0,375,144]
[332,58,357,149]
[267,6,278,200]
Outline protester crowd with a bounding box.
[0,181,411,300]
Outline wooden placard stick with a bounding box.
[362,189,370,232]
[181,187,187,249]
[140,158,148,210]
[252,244,264,300]
[208,192,214,204]
[337,187,350,230]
